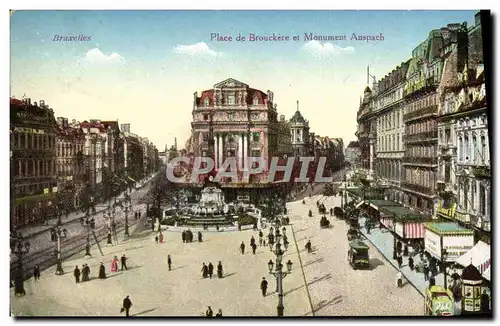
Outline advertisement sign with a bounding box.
[442,235,474,262]
[425,228,442,260]
[395,222,404,238]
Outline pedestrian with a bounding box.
[201,263,208,278]
[99,262,107,279]
[33,265,41,281]
[217,261,223,278]
[159,232,164,243]
[208,262,214,279]
[252,242,257,255]
[429,275,436,288]
[111,256,119,272]
[215,309,223,317]
[240,241,245,255]
[167,255,172,271]
[82,264,90,282]
[74,265,81,283]
[198,231,203,242]
[155,235,159,243]
[330,208,333,216]
[305,240,312,253]
[151,219,155,232]
[182,231,186,243]
[397,255,402,269]
[396,271,403,288]
[408,256,414,271]
[260,277,268,297]
[250,236,256,247]
[259,230,263,246]
[205,306,213,317]
[122,295,133,317]
[121,254,128,271]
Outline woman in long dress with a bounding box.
[159,232,164,243]
[111,256,119,272]
[99,262,107,279]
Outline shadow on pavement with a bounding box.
[127,265,144,271]
[223,272,237,278]
[369,258,385,270]
[170,265,187,271]
[105,272,124,280]
[311,295,343,314]
[131,307,158,316]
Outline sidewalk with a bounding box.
[15,174,158,239]
[358,216,443,297]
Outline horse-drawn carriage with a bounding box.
[320,215,330,228]
[333,207,345,219]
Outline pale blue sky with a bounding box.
[11,10,477,149]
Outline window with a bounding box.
[479,184,486,215]
[464,135,470,160]
[251,112,259,120]
[445,163,451,183]
[458,137,463,161]
[471,181,476,211]
[228,112,235,121]
[204,98,210,106]
[463,181,469,211]
[253,132,260,142]
[253,97,259,105]
[472,136,477,163]
[227,93,236,105]
[203,114,209,121]
[480,136,486,164]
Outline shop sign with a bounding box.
[43,188,49,194]
[437,202,456,219]
[424,229,441,260]
[14,127,45,134]
[454,211,470,223]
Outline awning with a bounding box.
[482,266,490,281]
[456,240,491,273]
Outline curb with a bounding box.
[290,224,316,316]
[358,229,425,298]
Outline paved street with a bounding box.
[287,194,424,316]
[11,218,310,316]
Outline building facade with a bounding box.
[289,101,311,157]
[10,98,58,228]
[401,29,448,217]
[356,87,377,176]
[374,62,409,202]
[277,114,293,157]
[80,120,108,200]
[437,14,490,241]
[345,141,361,168]
[55,117,86,212]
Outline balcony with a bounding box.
[404,105,438,122]
[472,166,490,178]
[402,156,438,165]
[400,182,435,196]
[403,77,439,98]
[403,130,438,143]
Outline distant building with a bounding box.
[289,101,311,157]
[345,141,361,167]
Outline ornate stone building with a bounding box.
[401,28,450,217]
[277,114,293,157]
[80,120,108,200]
[189,78,286,200]
[356,86,377,176]
[374,62,409,202]
[55,117,86,212]
[437,14,489,241]
[289,101,311,157]
[10,98,58,228]
[345,141,361,168]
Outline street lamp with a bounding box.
[267,235,293,317]
[121,193,131,237]
[10,230,30,296]
[80,213,95,257]
[52,220,68,275]
[105,210,114,245]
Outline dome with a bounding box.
[290,110,306,124]
[461,264,483,281]
[364,86,372,93]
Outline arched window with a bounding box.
[464,135,470,161]
[463,180,469,211]
[204,98,210,106]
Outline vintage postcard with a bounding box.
[9,9,491,317]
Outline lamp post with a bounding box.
[267,232,293,317]
[52,220,68,275]
[10,230,30,296]
[442,248,449,289]
[80,213,94,257]
[122,192,131,237]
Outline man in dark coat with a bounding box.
[98,263,106,279]
[201,263,208,278]
[74,265,81,283]
[205,306,213,317]
[305,240,312,253]
[217,261,223,278]
[167,255,172,271]
[182,231,186,243]
[330,208,333,216]
[121,254,128,271]
[480,290,491,313]
[240,242,245,255]
[85,264,91,281]
[198,231,203,242]
[252,242,257,255]
[208,262,214,279]
[33,265,41,281]
[250,236,256,247]
[408,256,414,271]
[122,295,132,317]
[260,277,268,296]
[258,230,264,246]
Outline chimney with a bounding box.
[57,117,63,127]
[296,100,299,111]
[174,137,178,150]
[26,98,31,105]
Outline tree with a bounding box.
[322,183,336,197]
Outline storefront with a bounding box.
[424,222,475,262]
